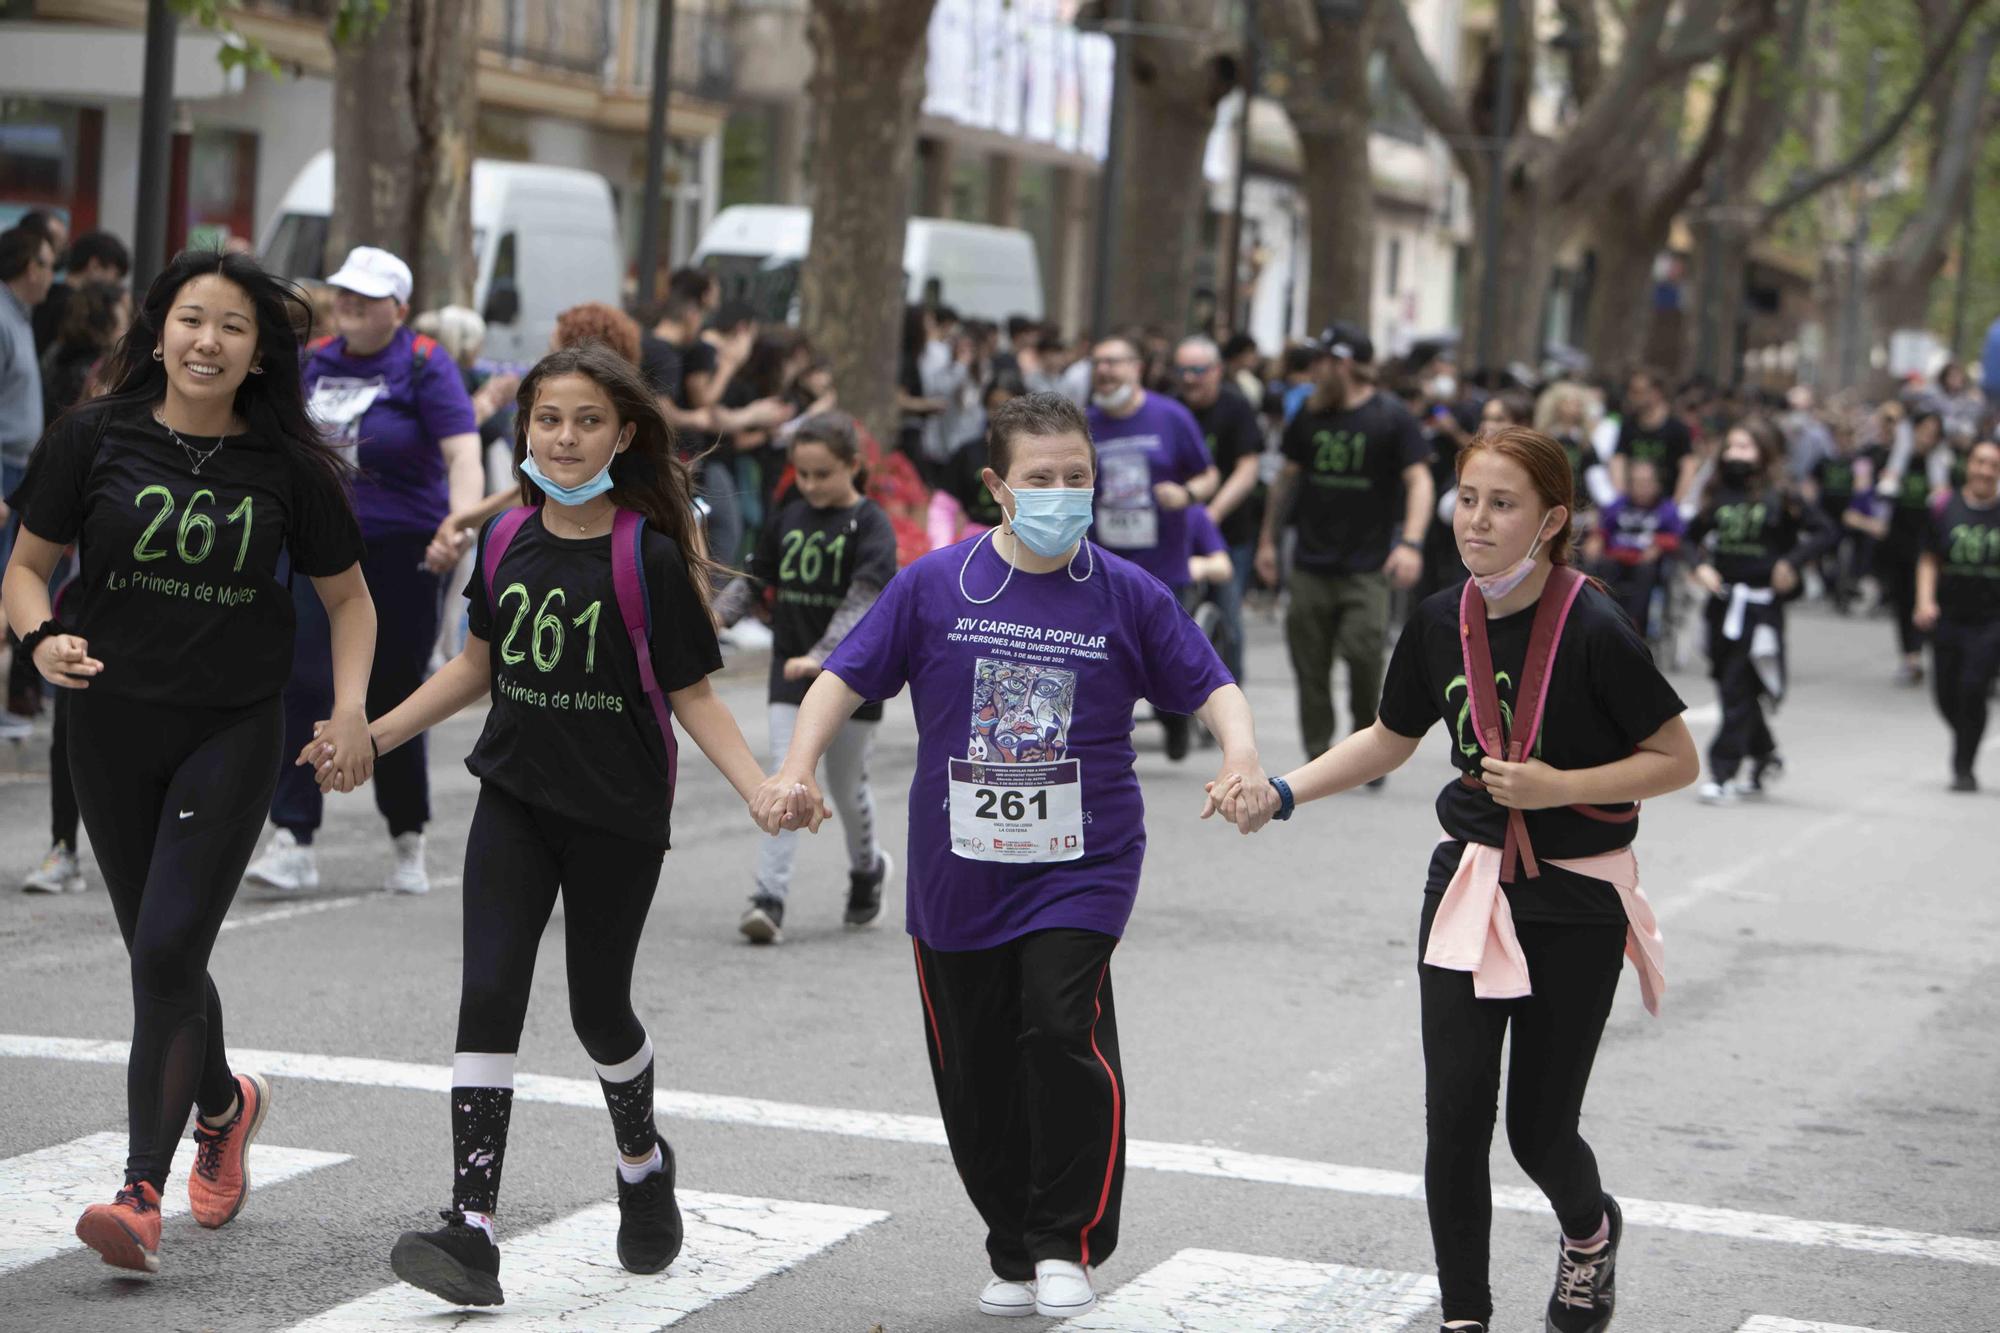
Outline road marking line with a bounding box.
[219,894,371,933]
[1070,1248,1437,1332]
[1736,1312,1904,1320]
[1661,811,1854,920]
[0,1130,349,1278]
[283,1191,885,1331]
[4,1035,1995,1269]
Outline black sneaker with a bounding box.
[739,896,784,944]
[845,851,891,928]
[615,1134,683,1274]
[391,1209,503,1307]
[1440,1325,1487,1333]
[1545,1194,1620,1332]
[1162,713,1191,762]
[1951,771,1979,793]
[1366,775,1387,791]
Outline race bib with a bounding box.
[949,759,1085,863]
[1096,450,1157,549]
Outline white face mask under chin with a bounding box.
[1470,514,1555,601]
[957,524,1096,606]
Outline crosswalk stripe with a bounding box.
[5,1033,1996,1270]
[282,1190,886,1331]
[1736,1312,1904,1320]
[1069,1248,1437,1332]
[0,1130,350,1278]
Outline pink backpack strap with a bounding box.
[611,508,679,789]
[481,506,536,609]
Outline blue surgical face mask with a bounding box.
[1004,482,1095,557]
[522,447,618,507]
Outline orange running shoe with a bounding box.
[188,1072,271,1229]
[75,1181,163,1272]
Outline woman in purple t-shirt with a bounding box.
[752,392,1268,1320]
[244,247,484,897]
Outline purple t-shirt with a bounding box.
[303,326,477,539]
[1087,392,1213,590]
[1187,503,1226,558]
[823,536,1234,951]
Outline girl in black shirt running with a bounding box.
[714,413,898,943]
[1915,437,2000,790]
[341,343,769,1307]
[1213,425,1697,1333]
[4,249,373,1274]
[1684,417,1834,803]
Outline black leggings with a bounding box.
[51,690,78,849]
[1932,616,2000,778]
[1877,538,1925,657]
[1418,893,1626,1325]
[67,692,283,1188]
[453,783,665,1062]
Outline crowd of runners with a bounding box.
[2,215,1997,1333]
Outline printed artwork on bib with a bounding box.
[951,656,1085,863]
[307,376,386,462]
[968,658,1075,764]
[1096,446,1159,549]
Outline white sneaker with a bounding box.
[1696,780,1740,806]
[243,829,319,892]
[0,711,34,741]
[977,1276,1037,1318]
[1034,1259,1096,1318]
[21,843,85,894]
[385,831,430,895]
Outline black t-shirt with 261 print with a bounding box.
[19,405,364,707]
[1378,581,1686,924]
[465,511,723,847]
[743,495,899,717]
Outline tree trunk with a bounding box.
[1109,72,1221,332]
[1578,188,1669,375]
[329,0,476,311]
[799,0,936,451]
[1461,167,1562,372]
[1285,2,1379,334]
[1106,0,1233,332]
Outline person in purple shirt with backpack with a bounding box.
[752,392,1269,1321]
[244,247,486,896]
[312,343,768,1307]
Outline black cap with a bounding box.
[1310,320,1374,366]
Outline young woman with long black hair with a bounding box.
[1686,417,1835,802]
[342,342,767,1307]
[1217,425,1697,1333]
[2,248,374,1273]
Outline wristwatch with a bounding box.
[1394,536,1423,552]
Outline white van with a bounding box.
[257,150,623,364]
[692,205,1044,326]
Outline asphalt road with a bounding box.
[0,598,1994,1333]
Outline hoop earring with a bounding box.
[249,364,264,375]
[151,347,163,361]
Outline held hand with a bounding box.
[1914,600,1940,632]
[310,711,376,795]
[1208,752,1271,834]
[1254,541,1279,588]
[1770,559,1799,595]
[32,635,103,689]
[745,397,797,430]
[781,655,823,682]
[1477,756,1571,811]
[424,523,473,575]
[1383,543,1423,590]
[1693,564,1725,597]
[1153,481,1192,511]
[781,776,830,834]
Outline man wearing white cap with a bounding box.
[244,246,484,897]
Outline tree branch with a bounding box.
[1553,0,1604,109]
[1885,23,1999,276]
[1548,0,1684,200]
[1377,0,1485,186]
[1655,0,1777,78]
[1645,47,1744,230]
[1757,0,1984,225]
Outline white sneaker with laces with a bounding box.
[1034,1259,1096,1318]
[243,829,319,892]
[385,831,430,895]
[22,843,85,894]
[977,1276,1037,1317]
[1696,780,1739,805]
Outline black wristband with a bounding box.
[18,618,68,662]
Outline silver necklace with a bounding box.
[153,409,228,474]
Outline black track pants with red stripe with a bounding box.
[914,928,1126,1281]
